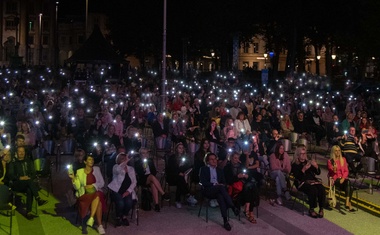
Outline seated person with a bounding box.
[339,127,362,176]
[108,153,136,227]
[217,138,241,170]
[293,112,311,141]
[73,148,86,175]
[265,129,283,156]
[327,145,355,212]
[69,155,106,234]
[280,114,294,139]
[199,152,240,231]
[269,142,292,205]
[223,118,238,142]
[224,152,258,224]
[360,125,378,160]
[8,146,48,220]
[134,147,170,212]
[152,112,170,150]
[291,145,325,218]
[326,115,343,145]
[241,141,264,189]
[169,112,187,148]
[123,125,142,153]
[192,139,210,185]
[166,143,197,208]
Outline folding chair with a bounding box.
[0,186,16,235]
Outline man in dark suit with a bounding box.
[199,153,240,231]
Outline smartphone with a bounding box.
[67,164,74,175]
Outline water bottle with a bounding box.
[369,183,373,195]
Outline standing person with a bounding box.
[8,146,48,220]
[291,146,325,218]
[69,155,106,234]
[108,153,136,227]
[199,152,240,231]
[269,142,292,205]
[327,145,355,212]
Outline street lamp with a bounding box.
[211,51,215,71]
[331,54,336,60]
[263,53,268,69]
[39,13,43,65]
[316,55,321,75]
[55,2,59,68]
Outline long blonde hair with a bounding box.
[329,145,344,166]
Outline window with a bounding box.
[42,35,49,45]
[5,19,16,30]
[243,61,249,69]
[253,43,259,53]
[60,36,66,44]
[43,20,49,32]
[6,1,17,14]
[243,42,250,53]
[253,62,259,70]
[28,35,34,45]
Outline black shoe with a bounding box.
[309,209,318,218]
[223,222,232,231]
[115,218,122,227]
[318,209,324,218]
[81,225,88,234]
[162,193,170,201]
[154,204,160,212]
[37,198,48,206]
[122,218,130,226]
[233,207,240,216]
[26,212,34,220]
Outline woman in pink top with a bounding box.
[269,142,291,205]
[327,145,354,211]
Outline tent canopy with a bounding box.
[66,25,126,64]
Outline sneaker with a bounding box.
[276,197,283,205]
[8,203,16,210]
[175,202,182,209]
[209,199,217,208]
[86,217,94,227]
[187,195,198,205]
[37,198,48,206]
[284,191,291,200]
[162,193,170,201]
[97,225,106,235]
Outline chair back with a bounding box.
[0,185,10,208]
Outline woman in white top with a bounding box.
[108,152,137,227]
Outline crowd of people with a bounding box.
[1,66,380,233]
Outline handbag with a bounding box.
[228,181,243,198]
[327,177,336,208]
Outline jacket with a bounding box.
[108,161,137,200]
[73,166,104,198]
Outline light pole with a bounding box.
[39,13,43,65]
[161,0,167,112]
[85,0,88,39]
[331,54,336,78]
[211,51,215,71]
[55,1,59,68]
[316,55,321,75]
[264,53,268,69]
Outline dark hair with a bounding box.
[204,152,217,164]
[274,142,284,160]
[83,155,94,162]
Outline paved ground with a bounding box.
[1,141,380,235]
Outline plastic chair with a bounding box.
[0,186,16,235]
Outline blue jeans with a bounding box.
[110,190,133,218]
[270,170,287,197]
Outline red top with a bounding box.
[327,157,349,181]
